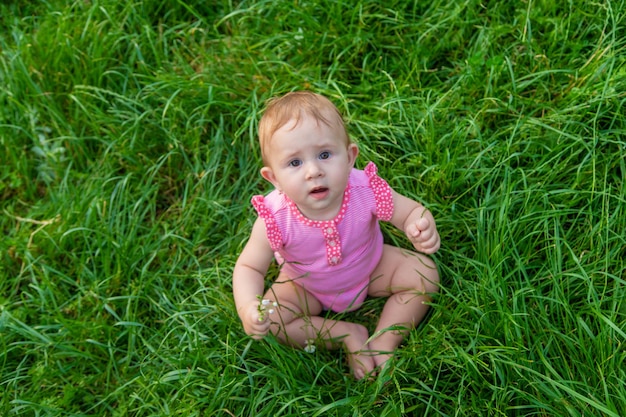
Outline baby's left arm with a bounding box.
[389,189,440,254]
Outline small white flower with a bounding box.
[304,340,316,353]
[294,27,304,41]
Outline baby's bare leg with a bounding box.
[367,245,440,369]
[265,278,376,379]
[277,315,374,379]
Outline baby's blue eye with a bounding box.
[289,159,302,167]
[319,151,331,160]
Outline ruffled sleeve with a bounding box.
[251,195,283,251]
[364,162,394,221]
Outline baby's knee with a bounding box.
[267,300,301,334]
[412,255,440,293]
[427,262,440,288]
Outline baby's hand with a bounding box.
[241,298,274,340]
[406,217,440,254]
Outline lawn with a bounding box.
[1,0,625,415]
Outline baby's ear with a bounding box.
[347,143,359,166]
[260,167,280,190]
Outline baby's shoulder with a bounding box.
[252,190,289,216]
[350,162,385,188]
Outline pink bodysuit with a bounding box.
[252,162,394,313]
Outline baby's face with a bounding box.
[261,114,358,221]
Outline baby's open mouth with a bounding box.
[310,187,328,194]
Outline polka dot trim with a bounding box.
[285,186,351,266]
[364,162,394,221]
[251,195,283,252]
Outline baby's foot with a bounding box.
[368,340,395,376]
[373,352,394,375]
[343,325,376,380]
[347,349,377,380]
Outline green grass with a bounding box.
[1,0,625,415]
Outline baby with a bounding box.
[233,91,440,379]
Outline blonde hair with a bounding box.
[258,91,350,163]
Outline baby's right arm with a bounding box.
[232,217,275,339]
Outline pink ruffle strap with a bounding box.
[251,195,283,251]
[364,162,394,221]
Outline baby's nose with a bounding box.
[306,162,323,178]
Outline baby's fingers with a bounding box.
[247,316,271,339]
[406,222,421,239]
[417,224,434,241]
[420,233,441,254]
[416,217,431,232]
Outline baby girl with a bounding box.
[233,91,440,379]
